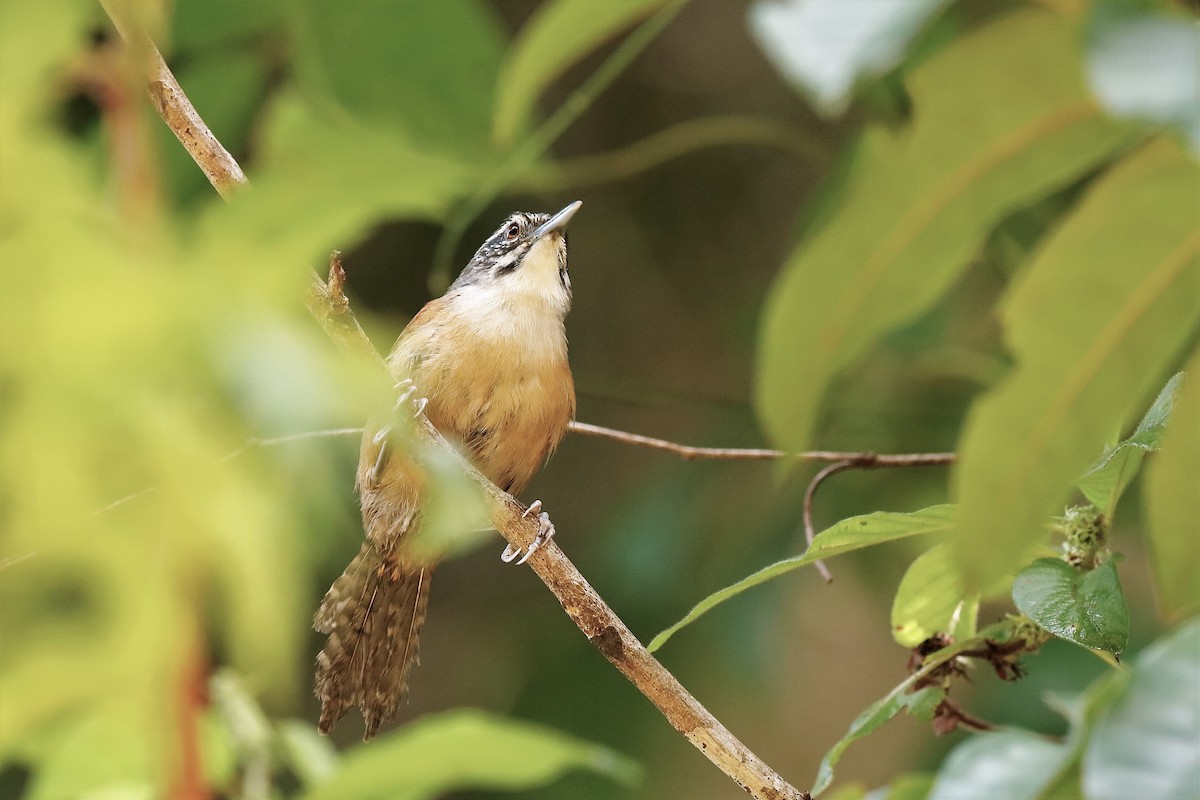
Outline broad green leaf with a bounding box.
[300,709,641,800]
[891,543,973,648]
[491,0,674,146]
[1077,371,1184,515]
[928,731,1071,800]
[1012,558,1130,656]
[757,8,1138,454]
[288,0,507,155]
[1145,358,1200,618]
[1082,618,1200,800]
[814,685,945,796]
[648,505,954,652]
[1086,2,1200,154]
[747,0,953,114]
[951,136,1200,590]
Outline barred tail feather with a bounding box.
[314,544,432,740]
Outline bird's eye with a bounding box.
[505,222,521,240]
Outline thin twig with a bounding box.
[568,421,785,460]
[219,428,363,462]
[127,20,807,799]
[802,461,855,583]
[568,421,957,468]
[101,0,247,199]
[571,423,955,584]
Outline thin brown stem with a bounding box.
[127,21,807,799]
[803,461,856,583]
[101,1,247,198]
[568,420,957,468]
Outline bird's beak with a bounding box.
[531,200,582,240]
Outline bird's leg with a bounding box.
[501,500,556,565]
[368,380,428,485]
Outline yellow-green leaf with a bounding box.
[649,505,954,652]
[952,136,1200,591]
[756,8,1138,453]
[1144,356,1200,619]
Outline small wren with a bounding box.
[314,202,581,739]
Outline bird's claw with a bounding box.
[368,382,428,487]
[501,501,555,564]
[394,379,428,419]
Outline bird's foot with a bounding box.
[501,500,556,565]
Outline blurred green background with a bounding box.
[1,0,1196,798]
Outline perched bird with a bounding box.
[314,202,581,739]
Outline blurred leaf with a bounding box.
[866,773,935,800]
[1077,371,1184,515]
[757,9,1139,455]
[891,543,977,648]
[288,0,506,155]
[300,709,641,800]
[649,505,954,651]
[1012,558,1130,656]
[747,0,953,115]
[814,685,945,796]
[276,720,340,787]
[1081,617,1200,800]
[24,712,154,800]
[928,730,1071,800]
[492,0,674,146]
[1086,1,1200,154]
[169,0,286,52]
[1145,358,1200,619]
[197,90,480,272]
[951,136,1200,590]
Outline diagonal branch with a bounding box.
[115,16,809,800]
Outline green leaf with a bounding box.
[288,0,507,155]
[756,8,1139,454]
[300,709,641,800]
[814,685,945,796]
[1081,618,1200,800]
[1086,2,1200,154]
[891,543,975,648]
[648,505,954,652]
[952,135,1200,591]
[491,0,674,146]
[1077,371,1184,515]
[928,731,1071,800]
[747,0,953,114]
[1145,359,1200,618]
[1012,558,1130,656]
